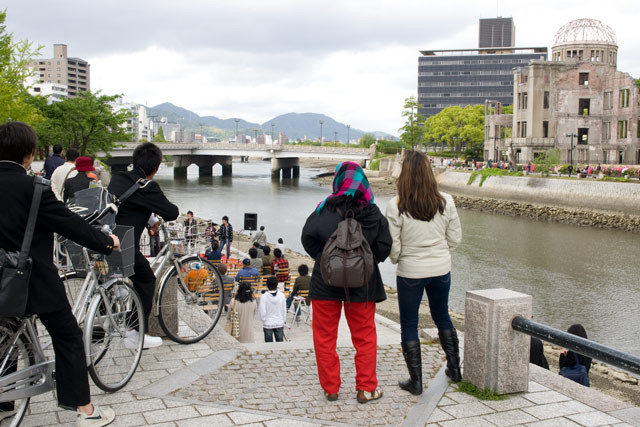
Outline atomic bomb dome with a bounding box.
[551,18,618,65]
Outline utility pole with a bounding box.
[319,120,324,143]
[254,129,258,143]
[234,118,240,144]
[271,123,275,143]
[334,131,337,147]
[347,124,350,146]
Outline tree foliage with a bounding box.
[398,96,425,148]
[0,10,42,124]
[33,91,131,155]
[535,148,561,176]
[424,105,484,156]
[358,133,376,148]
[154,125,166,142]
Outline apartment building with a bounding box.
[30,44,90,97]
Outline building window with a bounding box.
[618,120,628,138]
[577,128,589,144]
[544,91,549,109]
[518,92,528,109]
[620,89,630,108]
[604,91,613,109]
[543,121,549,138]
[603,122,610,140]
[579,72,589,85]
[578,99,590,116]
[517,121,527,137]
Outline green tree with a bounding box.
[424,105,484,156]
[358,133,376,148]
[398,96,425,148]
[0,10,42,124]
[34,91,131,155]
[154,125,166,142]
[535,148,561,176]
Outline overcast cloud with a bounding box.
[5,0,640,135]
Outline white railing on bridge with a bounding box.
[113,142,369,154]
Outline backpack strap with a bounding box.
[116,178,151,206]
[18,177,49,269]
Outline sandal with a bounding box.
[324,392,339,401]
[356,388,383,403]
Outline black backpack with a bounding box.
[320,209,375,293]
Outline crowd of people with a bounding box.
[0,121,597,426]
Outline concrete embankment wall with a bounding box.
[437,171,640,216]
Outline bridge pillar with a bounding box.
[174,167,187,178]
[199,166,212,177]
[292,165,300,178]
[221,164,232,176]
[271,157,299,180]
[104,157,132,174]
[282,167,292,179]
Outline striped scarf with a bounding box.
[316,162,375,214]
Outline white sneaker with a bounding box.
[124,330,163,349]
[76,404,115,427]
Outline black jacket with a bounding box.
[559,350,592,374]
[63,172,93,202]
[0,161,114,314]
[301,196,392,303]
[107,169,179,248]
[43,153,64,178]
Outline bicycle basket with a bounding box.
[66,186,116,229]
[105,225,135,278]
[64,240,89,274]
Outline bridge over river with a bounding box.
[101,143,372,179]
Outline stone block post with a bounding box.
[464,288,532,394]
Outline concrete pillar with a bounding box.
[282,167,292,179]
[271,168,281,179]
[221,164,232,176]
[199,166,212,177]
[464,288,532,394]
[271,157,299,180]
[292,165,300,178]
[174,166,187,179]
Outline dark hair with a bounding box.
[0,121,38,163]
[252,242,261,248]
[278,238,283,244]
[132,142,162,176]
[235,282,254,303]
[187,210,193,216]
[567,324,587,339]
[397,150,445,221]
[260,225,265,231]
[66,148,79,162]
[298,264,309,276]
[248,247,257,258]
[53,144,63,154]
[216,263,227,275]
[266,276,278,291]
[262,245,271,255]
[222,215,229,222]
[211,240,219,251]
[274,248,282,258]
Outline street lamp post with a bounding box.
[334,131,337,147]
[565,133,577,176]
[347,124,350,146]
[254,129,258,143]
[319,120,324,143]
[234,118,240,144]
[271,123,275,142]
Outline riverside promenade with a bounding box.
[23,308,640,426]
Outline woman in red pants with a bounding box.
[301,161,392,403]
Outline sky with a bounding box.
[4,0,640,136]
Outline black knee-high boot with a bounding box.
[399,340,423,395]
[438,329,462,382]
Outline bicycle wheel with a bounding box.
[60,271,85,315]
[158,256,224,344]
[85,278,144,392]
[0,320,35,427]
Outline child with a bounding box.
[259,276,286,342]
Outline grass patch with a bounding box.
[467,169,523,186]
[369,159,380,171]
[453,381,506,400]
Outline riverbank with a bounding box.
[234,230,640,406]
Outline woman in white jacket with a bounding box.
[385,151,462,395]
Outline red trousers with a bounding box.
[312,299,377,393]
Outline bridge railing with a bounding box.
[113,142,369,154]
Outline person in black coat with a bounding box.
[43,143,65,178]
[559,324,592,385]
[62,156,96,202]
[107,142,179,349]
[0,122,119,424]
[301,161,391,404]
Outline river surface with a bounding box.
[155,161,640,356]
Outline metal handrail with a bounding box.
[511,316,640,377]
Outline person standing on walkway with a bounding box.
[0,122,120,426]
[50,147,79,200]
[385,150,462,395]
[233,281,257,343]
[259,276,286,342]
[218,215,233,260]
[301,161,391,404]
[252,225,267,247]
[43,143,65,178]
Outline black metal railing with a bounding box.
[512,316,640,377]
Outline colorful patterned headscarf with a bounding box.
[316,161,375,214]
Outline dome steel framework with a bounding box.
[553,18,617,46]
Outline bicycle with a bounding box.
[142,220,225,344]
[0,210,144,426]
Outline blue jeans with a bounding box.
[220,239,231,259]
[263,327,284,342]
[397,273,454,342]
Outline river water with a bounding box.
[155,161,640,356]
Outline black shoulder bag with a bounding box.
[0,176,49,317]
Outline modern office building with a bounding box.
[484,18,639,165]
[30,44,90,97]
[479,17,515,49]
[417,18,547,118]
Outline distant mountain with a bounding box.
[148,102,397,141]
